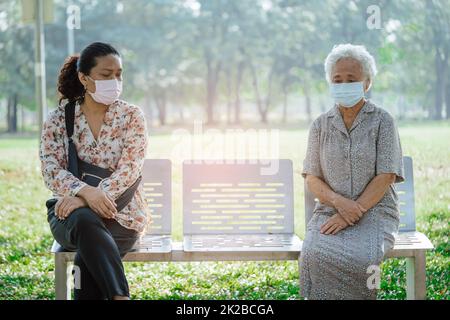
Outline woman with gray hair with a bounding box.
[299,44,404,300]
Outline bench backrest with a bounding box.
[141,159,172,235]
[304,156,416,232]
[183,159,294,235]
[395,156,416,231]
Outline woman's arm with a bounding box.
[305,174,365,225]
[356,173,396,210]
[355,111,404,211]
[305,174,338,208]
[98,105,148,201]
[39,111,88,197]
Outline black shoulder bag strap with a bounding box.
[64,101,142,212]
[64,100,80,179]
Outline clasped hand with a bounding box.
[320,195,367,235]
[55,186,117,220]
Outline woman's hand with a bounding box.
[332,194,367,226]
[55,196,87,220]
[77,185,117,219]
[320,213,349,235]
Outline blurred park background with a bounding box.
[1,0,450,129]
[0,0,448,299]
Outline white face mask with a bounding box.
[330,81,365,108]
[86,76,122,106]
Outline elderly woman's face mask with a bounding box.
[330,82,365,108]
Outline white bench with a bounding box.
[51,157,433,300]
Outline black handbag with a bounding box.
[62,100,142,211]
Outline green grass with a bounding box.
[0,122,448,300]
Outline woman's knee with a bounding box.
[67,207,104,234]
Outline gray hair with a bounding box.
[324,44,378,86]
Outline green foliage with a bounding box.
[2,0,450,122]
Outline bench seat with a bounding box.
[52,230,433,259]
[51,230,433,300]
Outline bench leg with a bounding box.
[55,254,71,300]
[406,250,426,300]
[298,255,302,298]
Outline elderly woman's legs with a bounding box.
[300,211,386,300]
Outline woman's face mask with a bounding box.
[330,81,365,108]
[86,75,122,106]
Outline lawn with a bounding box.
[0,121,448,300]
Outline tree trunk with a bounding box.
[263,70,274,124]
[446,76,450,119]
[144,92,153,128]
[21,104,25,132]
[282,86,288,124]
[260,110,268,123]
[304,85,312,124]
[154,89,167,126]
[234,61,244,124]
[6,96,11,132]
[7,93,18,133]
[225,67,232,125]
[205,53,221,125]
[249,62,263,121]
[249,61,272,124]
[178,105,184,123]
[433,53,446,120]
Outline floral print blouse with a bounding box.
[39,99,151,234]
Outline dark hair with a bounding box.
[57,42,120,105]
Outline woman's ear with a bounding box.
[78,72,88,90]
[364,78,372,92]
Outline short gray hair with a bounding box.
[324,44,378,85]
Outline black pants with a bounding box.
[46,199,139,300]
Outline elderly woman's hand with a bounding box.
[320,214,350,235]
[332,194,367,226]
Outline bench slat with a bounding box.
[391,232,434,251]
[184,234,302,252]
[52,231,432,261]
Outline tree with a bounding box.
[0,1,35,132]
[426,0,450,119]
